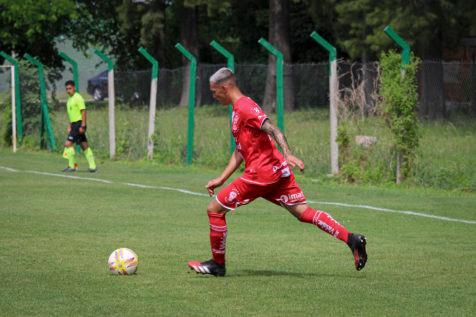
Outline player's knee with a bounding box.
[207,199,226,215]
[286,203,308,220]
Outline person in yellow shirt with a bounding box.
[62,80,97,172]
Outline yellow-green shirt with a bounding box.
[66,92,86,123]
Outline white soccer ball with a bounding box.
[108,248,138,275]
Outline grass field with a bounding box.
[0,149,475,316]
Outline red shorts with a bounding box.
[216,173,307,210]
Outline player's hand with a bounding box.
[67,126,71,133]
[79,126,86,134]
[206,178,224,197]
[285,154,305,172]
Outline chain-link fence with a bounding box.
[0,60,474,189]
[44,63,330,109]
[26,60,474,116]
[1,60,475,155]
[336,60,476,119]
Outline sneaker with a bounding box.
[188,259,226,277]
[63,166,77,172]
[88,168,97,173]
[347,233,367,271]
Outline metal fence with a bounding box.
[1,61,475,110]
[34,60,474,117]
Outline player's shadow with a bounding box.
[231,269,366,279]
[231,269,320,278]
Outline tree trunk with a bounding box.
[263,0,295,112]
[178,3,200,107]
[150,1,167,65]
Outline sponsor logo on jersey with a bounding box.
[227,190,238,203]
[280,195,289,203]
[279,191,304,204]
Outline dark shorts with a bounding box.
[67,121,88,144]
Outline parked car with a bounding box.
[87,70,149,105]
[87,70,108,101]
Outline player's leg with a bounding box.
[80,140,96,172]
[188,200,228,276]
[62,139,77,172]
[287,203,351,243]
[188,178,264,276]
[63,123,81,172]
[287,203,367,271]
[265,174,367,270]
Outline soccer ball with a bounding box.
[108,248,138,275]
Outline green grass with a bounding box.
[1,149,475,316]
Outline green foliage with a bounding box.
[1,100,12,147]
[0,60,47,149]
[307,0,475,60]
[336,123,353,182]
[336,119,394,185]
[379,50,420,180]
[0,0,77,73]
[18,60,43,148]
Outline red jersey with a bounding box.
[232,96,290,185]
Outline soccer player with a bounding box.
[188,68,367,277]
[62,80,97,172]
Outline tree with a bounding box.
[174,1,200,107]
[263,0,295,112]
[70,0,170,70]
[0,0,78,78]
[307,0,475,118]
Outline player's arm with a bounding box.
[78,94,87,134]
[206,150,243,196]
[261,119,304,171]
[79,109,87,134]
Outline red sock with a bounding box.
[208,212,227,265]
[299,207,349,243]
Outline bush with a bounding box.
[379,50,420,183]
[1,101,12,147]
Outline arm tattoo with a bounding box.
[261,119,291,155]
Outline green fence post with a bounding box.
[0,51,23,144]
[310,31,339,175]
[93,49,116,159]
[258,38,284,132]
[138,47,159,160]
[384,25,411,185]
[384,25,410,68]
[24,53,56,151]
[175,43,197,165]
[210,40,236,154]
[59,51,79,91]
